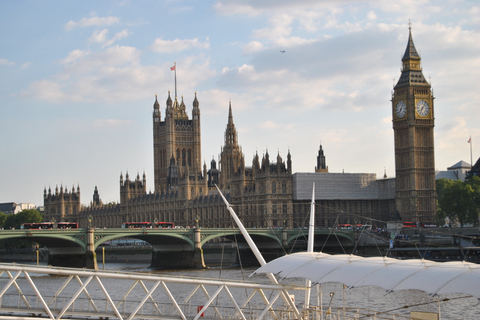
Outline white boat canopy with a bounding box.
[252,252,480,299]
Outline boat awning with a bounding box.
[252,252,480,298]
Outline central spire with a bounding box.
[394,23,429,89]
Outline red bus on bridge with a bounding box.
[122,222,175,229]
[21,222,78,229]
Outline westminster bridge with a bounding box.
[0,227,354,269]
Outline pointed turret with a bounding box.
[395,24,429,89]
[315,144,328,172]
[193,91,199,108]
[153,94,161,123]
[402,26,421,62]
[192,92,200,120]
[224,100,238,146]
[166,91,173,108]
[287,149,292,174]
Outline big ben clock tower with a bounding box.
[392,25,436,223]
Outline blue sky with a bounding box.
[1,0,479,206]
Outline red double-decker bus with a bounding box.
[122,222,175,228]
[21,222,78,229]
[21,222,53,229]
[58,222,79,229]
[155,222,174,228]
[123,222,152,228]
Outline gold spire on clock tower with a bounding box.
[392,24,436,223]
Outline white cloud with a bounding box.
[89,29,131,48]
[89,29,109,44]
[212,2,260,16]
[243,41,265,54]
[259,121,280,129]
[24,43,214,105]
[65,16,120,31]
[26,80,68,103]
[150,37,210,53]
[93,119,135,128]
[61,49,91,65]
[0,58,15,66]
[21,62,31,69]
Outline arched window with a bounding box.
[272,181,276,194]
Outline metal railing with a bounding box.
[0,263,307,320]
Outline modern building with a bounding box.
[0,202,38,215]
[0,202,21,215]
[435,160,472,181]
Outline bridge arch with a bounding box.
[0,231,87,251]
[92,229,195,250]
[200,229,282,247]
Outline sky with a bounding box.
[1,0,479,207]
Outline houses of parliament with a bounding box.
[43,28,436,228]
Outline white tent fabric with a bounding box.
[252,252,480,298]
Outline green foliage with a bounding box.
[0,211,7,228]
[0,209,43,249]
[3,209,43,230]
[436,178,480,227]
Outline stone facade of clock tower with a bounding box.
[392,27,436,223]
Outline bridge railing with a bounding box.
[0,263,306,320]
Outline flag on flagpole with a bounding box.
[468,136,471,143]
[170,65,176,71]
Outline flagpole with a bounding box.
[470,136,473,169]
[174,62,177,98]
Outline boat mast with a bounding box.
[215,185,300,318]
[305,183,315,308]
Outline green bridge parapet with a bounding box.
[0,227,354,269]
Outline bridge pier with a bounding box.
[150,228,206,269]
[48,227,98,269]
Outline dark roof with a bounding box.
[466,157,480,180]
[0,202,17,213]
[402,28,421,61]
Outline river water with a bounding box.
[2,261,479,319]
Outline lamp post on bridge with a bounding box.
[86,214,97,269]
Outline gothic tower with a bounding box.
[152,92,202,193]
[219,101,245,190]
[392,25,436,223]
[315,144,328,173]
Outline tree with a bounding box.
[0,211,7,228]
[0,209,44,249]
[4,209,43,230]
[436,178,480,227]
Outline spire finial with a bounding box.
[408,19,412,31]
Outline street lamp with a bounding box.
[88,215,93,228]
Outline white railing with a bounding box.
[0,263,307,320]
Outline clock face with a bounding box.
[395,101,406,118]
[416,100,430,116]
